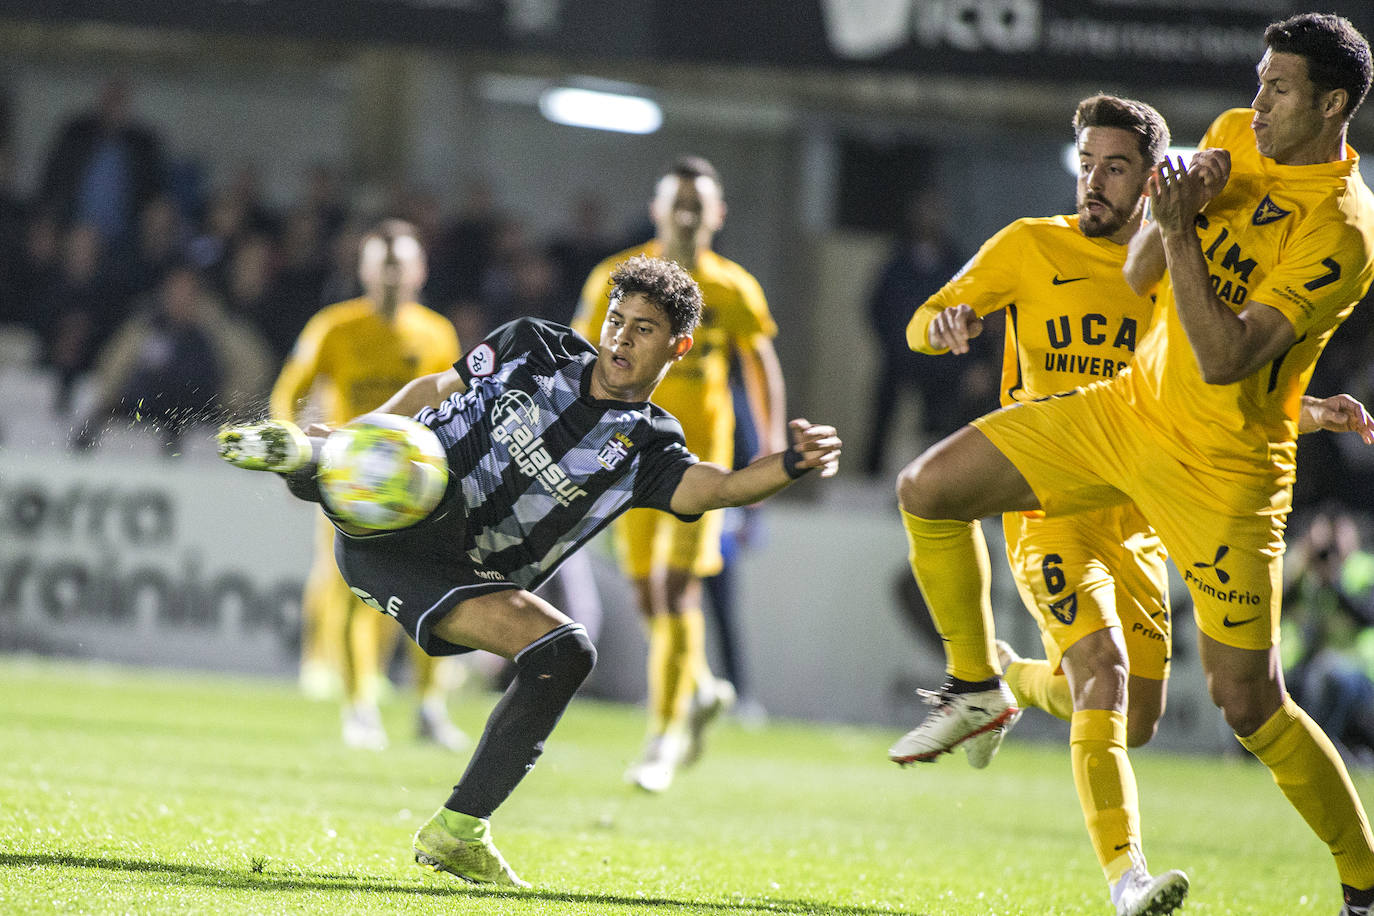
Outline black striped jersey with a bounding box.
[408,318,699,590]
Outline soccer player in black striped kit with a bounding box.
[218,254,841,887]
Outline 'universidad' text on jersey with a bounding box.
[907,214,1159,405]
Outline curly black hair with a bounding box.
[608,254,703,337]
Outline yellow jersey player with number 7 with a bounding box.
[890,12,1374,916]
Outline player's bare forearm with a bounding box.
[1299,393,1374,443]
[1124,221,1165,296]
[670,419,841,515]
[375,368,467,419]
[1150,156,1292,384]
[739,338,789,455]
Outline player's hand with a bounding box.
[1146,155,1219,239]
[788,418,842,478]
[927,304,983,355]
[1188,148,1230,204]
[1300,393,1374,443]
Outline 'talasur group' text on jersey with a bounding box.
[907,214,1158,405]
[391,318,699,591]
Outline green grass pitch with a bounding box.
[0,656,1362,915]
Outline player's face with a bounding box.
[591,292,691,401]
[1075,126,1151,243]
[358,233,427,304]
[651,174,725,248]
[1251,51,1333,166]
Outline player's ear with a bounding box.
[1322,87,1348,120]
[673,334,694,359]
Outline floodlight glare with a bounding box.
[539,87,662,134]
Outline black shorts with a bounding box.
[333,526,517,656]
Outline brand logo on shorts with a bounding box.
[351,586,403,618]
[1184,544,1263,606]
[1048,592,1078,626]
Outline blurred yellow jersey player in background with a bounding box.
[905,95,1180,912]
[573,156,786,792]
[271,218,466,751]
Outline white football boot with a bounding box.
[1112,863,1189,916]
[216,419,312,473]
[888,682,1020,766]
[625,730,689,793]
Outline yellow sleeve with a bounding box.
[721,266,778,345]
[424,315,462,371]
[907,222,1022,354]
[269,312,331,421]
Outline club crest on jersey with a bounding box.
[1252,195,1291,226]
[466,343,497,377]
[597,432,633,470]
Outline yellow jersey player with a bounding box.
[907,94,1179,910]
[271,218,465,751]
[572,156,787,792]
[890,13,1374,916]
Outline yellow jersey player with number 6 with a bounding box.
[906,95,1179,912]
[891,14,1374,916]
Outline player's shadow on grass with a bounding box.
[2,851,930,915]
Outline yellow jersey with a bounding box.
[1123,108,1374,481]
[907,215,1158,405]
[270,298,461,424]
[572,242,777,435]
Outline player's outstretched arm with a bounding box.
[376,368,468,418]
[1300,393,1374,443]
[669,418,841,516]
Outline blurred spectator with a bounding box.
[318,217,365,306]
[494,245,565,324]
[427,177,501,310]
[300,162,347,241]
[37,78,166,252]
[73,261,271,454]
[275,204,330,312]
[1283,510,1374,764]
[0,145,31,327]
[125,193,189,301]
[221,231,301,362]
[546,191,618,310]
[34,222,126,413]
[861,190,991,476]
[188,188,250,287]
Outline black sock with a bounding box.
[280,465,323,503]
[1345,884,1374,909]
[446,623,596,819]
[947,676,1000,694]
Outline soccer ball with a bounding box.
[318,413,449,530]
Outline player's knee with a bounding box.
[1206,672,1280,737]
[896,453,948,518]
[1125,714,1159,748]
[518,623,597,689]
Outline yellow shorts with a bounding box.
[974,382,1286,652]
[613,398,732,580]
[614,506,725,579]
[1003,505,1171,680]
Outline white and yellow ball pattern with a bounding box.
[319,413,449,530]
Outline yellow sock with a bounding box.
[1006,659,1073,721]
[1070,709,1139,884]
[900,510,997,682]
[647,613,698,733]
[1237,696,1374,889]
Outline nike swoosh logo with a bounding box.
[1222,614,1261,628]
[1113,842,1132,852]
[1051,274,1088,285]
